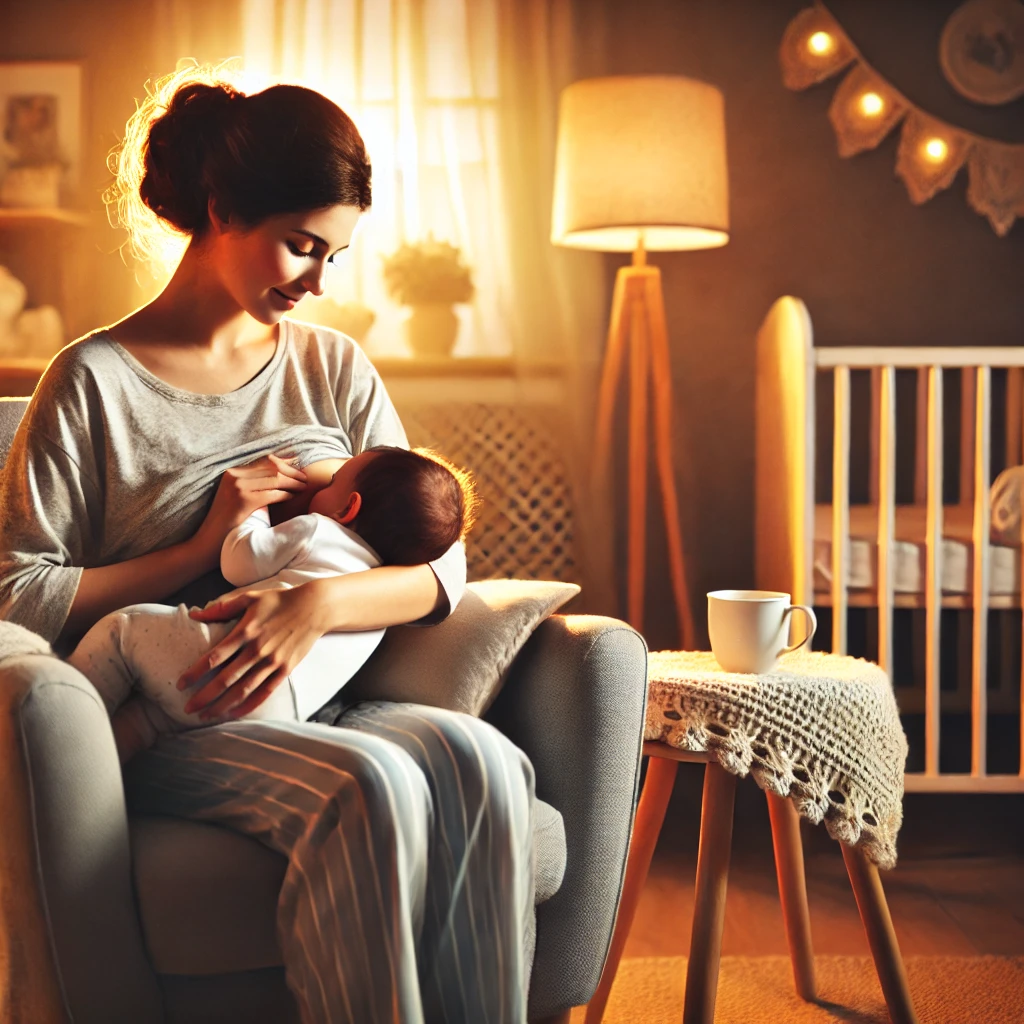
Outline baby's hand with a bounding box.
[268,458,346,525]
[195,454,308,557]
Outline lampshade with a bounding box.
[551,75,730,252]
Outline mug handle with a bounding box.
[781,604,817,655]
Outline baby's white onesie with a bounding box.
[67,509,386,739]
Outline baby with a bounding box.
[67,445,477,763]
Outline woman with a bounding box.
[0,66,536,1024]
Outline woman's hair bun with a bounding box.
[139,81,244,233]
[106,60,371,273]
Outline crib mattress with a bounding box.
[813,504,1021,596]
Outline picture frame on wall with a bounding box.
[0,61,82,209]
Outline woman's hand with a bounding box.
[192,453,308,565]
[176,584,329,720]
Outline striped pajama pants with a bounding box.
[123,701,537,1024]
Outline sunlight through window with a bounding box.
[241,0,510,357]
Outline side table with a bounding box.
[586,650,918,1024]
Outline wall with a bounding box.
[579,0,1024,650]
[0,0,238,335]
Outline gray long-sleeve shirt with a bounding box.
[0,317,466,655]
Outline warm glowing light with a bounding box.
[807,31,834,55]
[859,92,884,117]
[923,137,949,163]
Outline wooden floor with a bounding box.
[622,764,1024,959]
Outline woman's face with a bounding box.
[208,203,363,324]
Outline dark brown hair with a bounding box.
[138,79,371,236]
[347,447,479,566]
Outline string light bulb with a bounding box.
[859,92,884,117]
[923,137,948,163]
[807,31,834,55]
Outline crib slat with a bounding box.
[925,367,943,777]
[961,367,976,507]
[878,366,896,677]
[832,367,851,655]
[972,367,991,778]
[1017,371,1024,779]
[915,368,928,505]
[869,368,881,506]
[1006,368,1023,468]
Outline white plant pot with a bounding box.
[403,303,459,358]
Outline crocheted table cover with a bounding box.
[645,650,909,869]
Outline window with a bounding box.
[241,0,511,356]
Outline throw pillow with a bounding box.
[0,619,54,664]
[313,578,580,721]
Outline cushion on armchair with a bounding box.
[0,618,53,662]
[312,578,580,722]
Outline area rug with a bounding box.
[570,955,1024,1023]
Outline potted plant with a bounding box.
[381,236,475,357]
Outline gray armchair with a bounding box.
[0,396,648,1024]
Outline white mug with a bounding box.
[707,590,817,675]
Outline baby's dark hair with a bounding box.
[106,62,371,267]
[348,447,479,566]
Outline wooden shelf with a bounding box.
[0,207,90,227]
[372,355,561,377]
[0,354,568,401]
[0,359,49,398]
[0,357,50,373]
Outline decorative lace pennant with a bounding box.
[781,2,1024,236]
[828,64,907,158]
[895,110,972,205]
[779,5,856,90]
[967,141,1024,236]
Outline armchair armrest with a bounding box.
[0,650,162,1023]
[484,614,648,1019]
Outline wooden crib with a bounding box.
[755,296,1024,793]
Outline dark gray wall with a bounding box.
[580,0,1024,649]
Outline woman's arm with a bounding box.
[307,561,445,631]
[61,453,307,647]
[177,562,444,719]
[58,535,216,646]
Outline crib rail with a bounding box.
[755,297,1024,794]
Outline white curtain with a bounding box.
[240,0,504,357]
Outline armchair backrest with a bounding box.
[0,398,28,470]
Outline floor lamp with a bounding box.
[551,75,730,648]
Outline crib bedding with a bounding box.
[813,504,1021,596]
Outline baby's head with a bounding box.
[308,446,478,565]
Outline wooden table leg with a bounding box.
[766,791,816,1001]
[683,762,737,1024]
[584,755,679,1024]
[841,844,919,1024]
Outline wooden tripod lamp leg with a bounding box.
[593,268,631,489]
[644,271,696,649]
[766,791,816,1001]
[590,255,696,649]
[585,755,679,1024]
[626,280,650,630]
[841,844,919,1024]
[683,762,737,1024]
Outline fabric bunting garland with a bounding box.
[780,3,1024,236]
